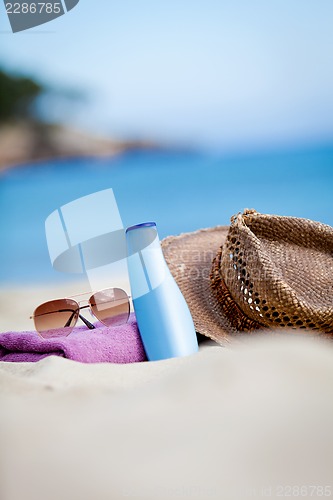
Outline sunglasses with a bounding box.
[31,288,130,339]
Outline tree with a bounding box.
[0,69,42,123]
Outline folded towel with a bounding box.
[0,314,147,363]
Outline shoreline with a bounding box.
[0,122,164,173]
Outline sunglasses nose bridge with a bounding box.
[77,298,91,308]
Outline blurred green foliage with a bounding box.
[0,69,42,123]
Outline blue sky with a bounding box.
[1,0,333,151]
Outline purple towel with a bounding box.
[0,314,147,364]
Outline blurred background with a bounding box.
[0,1,333,329]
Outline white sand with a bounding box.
[1,331,333,500]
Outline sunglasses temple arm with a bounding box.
[78,314,95,330]
[64,311,95,330]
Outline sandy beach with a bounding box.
[1,331,332,500]
[1,250,333,500]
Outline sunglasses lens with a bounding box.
[33,299,79,339]
[89,288,130,327]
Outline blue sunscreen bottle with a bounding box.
[126,222,198,361]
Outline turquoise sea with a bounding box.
[1,145,333,284]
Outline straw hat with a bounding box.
[161,209,333,344]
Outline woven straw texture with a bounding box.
[162,210,333,344]
[162,226,235,344]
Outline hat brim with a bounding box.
[162,226,238,345]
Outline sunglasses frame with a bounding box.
[30,287,131,338]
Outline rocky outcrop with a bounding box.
[0,122,159,171]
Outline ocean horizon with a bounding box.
[1,143,333,284]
